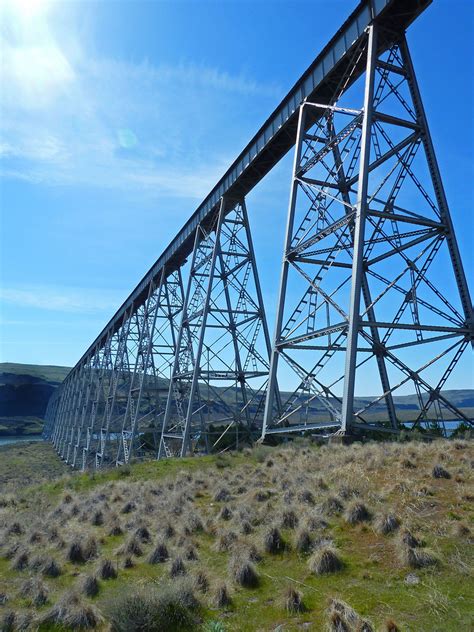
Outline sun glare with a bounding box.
[2,0,51,20]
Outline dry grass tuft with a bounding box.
[344,502,371,525]
[375,513,400,535]
[308,546,343,575]
[41,590,104,629]
[148,542,168,564]
[214,530,238,553]
[194,570,209,593]
[79,574,100,597]
[399,529,421,548]
[398,546,439,569]
[119,536,143,558]
[108,523,124,537]
[385,619,400,632]
[323,496,344,515]
[213,583,232,608]
[263,527,285,554]
[11,550,29,571]
[20,577,49,607]
[135,526,151,543]
[432,464,451,479]
[219,506,232,521]
[123,556,134,569]
[214,488,231,502]
[281,508,299,529]
[326,598,374,631]
[229,554,259,588]
[170,556,186,578]
[295,528,313,554]
[284,586,304,613]
[99,558,118,580]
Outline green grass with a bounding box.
[0,440,473,631]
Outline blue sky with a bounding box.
[0,0,473,389]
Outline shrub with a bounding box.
[432,464,451,479]
[284,586,304,614]
[308,546,343,575]
[375,513,400,535]
[91,511,104,526]
[148,542,168,564]
[41,590,103,629]
[106,583,196,631]
[263,527,285,554]
[99,558,118,580]
[229,555,259,588]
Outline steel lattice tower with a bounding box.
[159,198,274,458]
[43,1,473,468]
[262,25,473,439]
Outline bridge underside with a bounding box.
[44,0,473,469]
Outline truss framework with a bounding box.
[158,197,275,458]
[262,25,473,438]
[43,19,473,468]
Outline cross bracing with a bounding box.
[44,0,473,468]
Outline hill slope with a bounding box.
[0,363,70,437]
[0,439,473,630]
[0,361,472,437]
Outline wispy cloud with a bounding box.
[0,285,125,314]
[0,1,281,198]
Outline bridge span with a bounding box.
[44,0,473,469]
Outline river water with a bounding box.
[0,436,43,447]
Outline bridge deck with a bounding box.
[68,0,431,381]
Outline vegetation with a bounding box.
[0,438,473,630]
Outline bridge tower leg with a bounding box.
[159,196,274,458]
[262,25,473,440]
[115,267,184,465]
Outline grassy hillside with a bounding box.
[0,439,472,631]
[0,363,70,437]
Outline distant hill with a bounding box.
[0,362,472,437]
[0,363,70,437]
